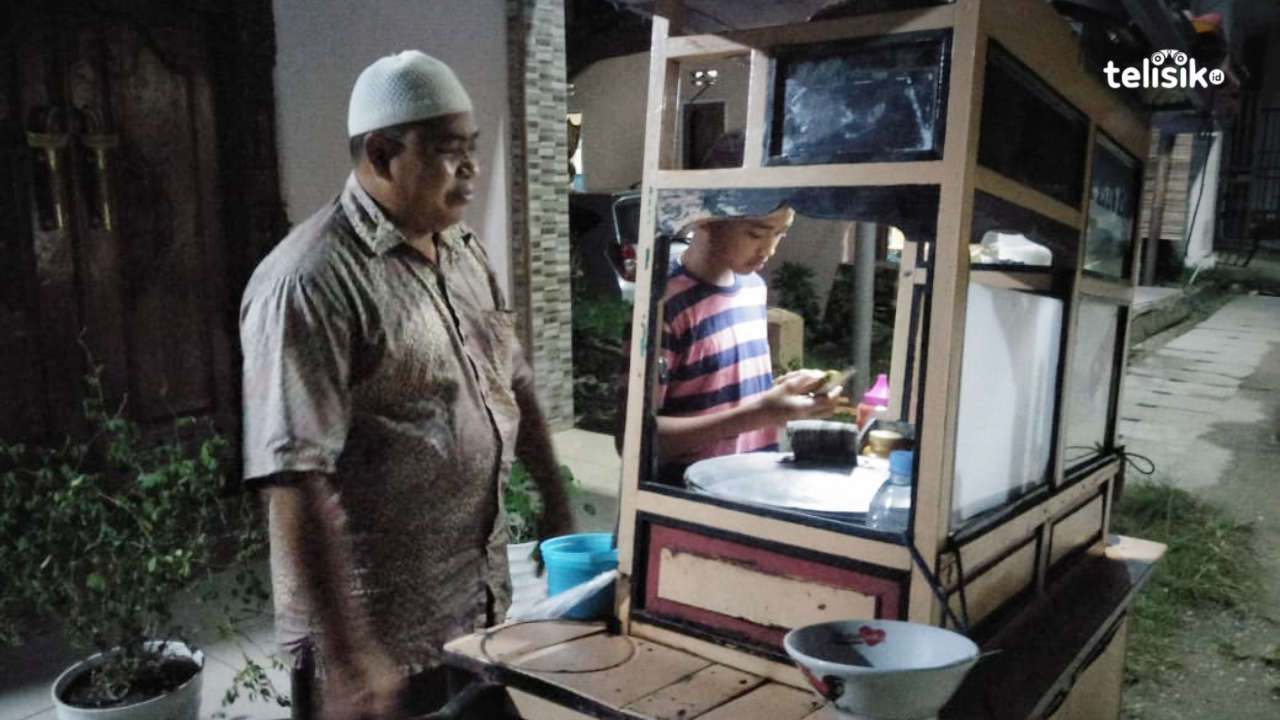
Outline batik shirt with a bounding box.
[240,174,523,669]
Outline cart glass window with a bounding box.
[766,30,951,165]
[635,186,936,537]
[978,44,1088,208]
[970,191,1077,272]
[1084,134,1141,280]
[1063,297,1121,468]
[951,283,1064,528]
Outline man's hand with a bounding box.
[758,370,841,426]
[322,648,406,720]
[533,493,575,576]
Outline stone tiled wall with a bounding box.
[507,0,575,430]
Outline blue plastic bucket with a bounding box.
[540,533,619,619]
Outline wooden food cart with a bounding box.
[448,0,1166,717]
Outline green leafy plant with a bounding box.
[770,262,822,342]
[504,460,594,544]
[571,296,631,433]
[0,361,278,710]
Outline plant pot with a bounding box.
[51,640,204,720]
[506,540,548,620]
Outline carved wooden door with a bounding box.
[0,3,233,439]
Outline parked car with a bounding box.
[570,190,688,304]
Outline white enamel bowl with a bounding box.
[783,619,979,720]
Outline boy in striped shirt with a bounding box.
[656,205,840,480]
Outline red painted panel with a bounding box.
[642,523,906,650]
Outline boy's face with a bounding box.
[706,210,794,275]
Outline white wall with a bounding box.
[272,0,512,292]
[570,51,751,191]
[569,52,648,191]
[1184,132,1221,269]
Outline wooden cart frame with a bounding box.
[612,0,1151,689]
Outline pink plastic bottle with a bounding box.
[857,373,890,429]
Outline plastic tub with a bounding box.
[539,533,619,619]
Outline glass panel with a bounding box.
[970,231,1053,267]
[766,30,951,165]
[1084,134,1141,279]
[970,191,1077,271]
[669,0,951,34]
[1063,297,1120,467]
[629,185,938,537]
[978,44,1088,207]
[674,56,749,169]
[952,284,1063,528]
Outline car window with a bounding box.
[613,196,641,245]
[570,204,604,235]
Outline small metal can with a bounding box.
[863,429,908,459]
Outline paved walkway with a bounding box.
[1119,293,1280,719]
[1119,294,1280,489]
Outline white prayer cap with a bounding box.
[347,50,473,137]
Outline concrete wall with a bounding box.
[568,52,648,191]
[272,0,512,292]
[765,216,850,312]
[507,0,575,429]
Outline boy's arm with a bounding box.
[657,371,840,461]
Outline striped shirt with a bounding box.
[659,263,778,464]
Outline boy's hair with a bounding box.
[701,206,795,240]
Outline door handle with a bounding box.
[26,130,69,231]
[80,132,119,231]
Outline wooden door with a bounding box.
[1,2,234,438]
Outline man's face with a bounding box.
[706,211,793,275]
[386,112,479,235]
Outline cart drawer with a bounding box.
[638,521,907,653]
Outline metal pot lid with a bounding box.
[686,451,888,514]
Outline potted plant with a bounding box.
[0,363,277,719]
[503,460,595,618]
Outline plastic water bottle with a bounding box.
[867,450,913,533]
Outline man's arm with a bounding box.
[262,474,403,720]
[657,370,840,461]
[512,378,574,540]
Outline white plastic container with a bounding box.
[506,540,548,620]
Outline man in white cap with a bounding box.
[240,50,570,718]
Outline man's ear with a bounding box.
[363,134,398,179]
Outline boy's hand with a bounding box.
[759,371,841,425]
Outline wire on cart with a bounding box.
[1064,445,1155,476]
[944,536,972,633]
[479,620,638,674]
[903,536,970,634]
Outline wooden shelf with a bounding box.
[631,489,912,572]
[974,165,1083,231]
[942,535,1166,719]
[664,4,957,60]
[651,162,946,189]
